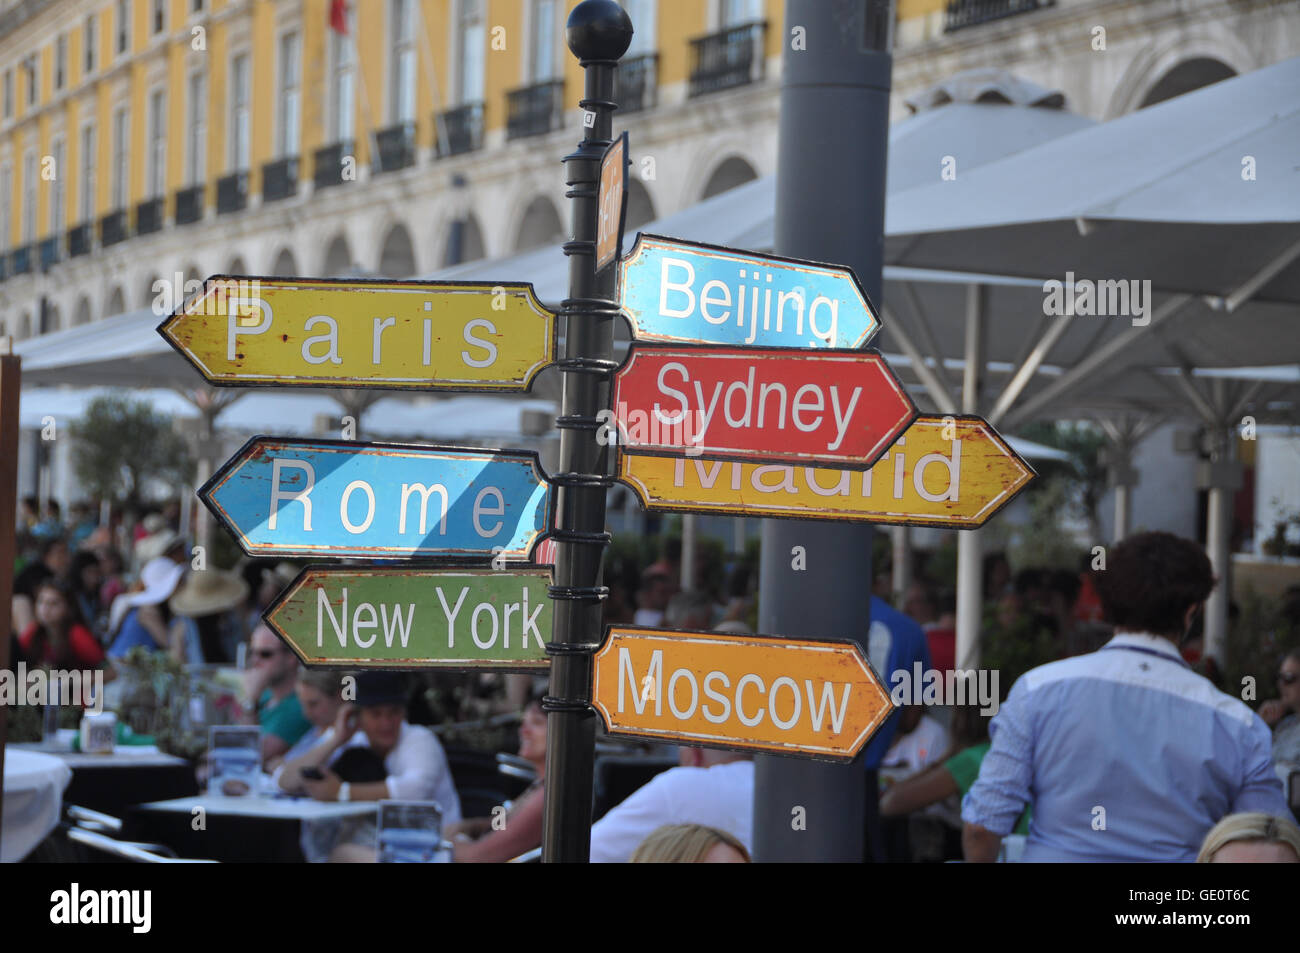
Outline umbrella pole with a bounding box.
[0,344,21,858]
[195,405,219,557]
[892,525,912,607]
[955,285,986,670]
[1114,484,1131,542]
[1202,422,1239,667]
[1205,483,1231,663]
[681,514,696,591]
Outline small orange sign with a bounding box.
[596,132,628,272]
[591,626,894,761]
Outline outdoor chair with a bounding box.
[59,804,217,863]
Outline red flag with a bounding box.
[329,0,348,35]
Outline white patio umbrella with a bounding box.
[884,56,1300,665]
[885,55,1300,304]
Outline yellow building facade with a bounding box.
[1,0,1294,338]
[0,0,787,280]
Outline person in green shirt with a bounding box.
[941,742,1030,836]
[242,624,312,769]
[880,708,1031,844]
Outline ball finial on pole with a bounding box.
[566,0,633,62]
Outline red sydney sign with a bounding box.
[609,345,915,470]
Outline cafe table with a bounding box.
[2,747,72,862]
[127,794,379,862]
[10,738,199,818]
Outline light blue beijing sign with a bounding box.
[200,437,552,560]
[618,233,881,350]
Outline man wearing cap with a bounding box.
[301,673,461,824]
[241,624,313,766]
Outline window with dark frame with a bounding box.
[22,149,36,242]
[187,71,206,185]
[230,53,250,172]
[51,137,66,234]
[23,56,37,106]
[85,15,98,74]
[112,106,129,210]
[80,124,96,222]
[0,165,10,252]
[278,32,301,157]
[148,89,166,197]
[55,35,67,91]
[389,0,416,123]
[117,0,131,55]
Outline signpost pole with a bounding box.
[541,0,632,863]
[0,341,21,858]
[753,0,895,863]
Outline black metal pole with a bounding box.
[541,0,632,864]
[753,0,894,863]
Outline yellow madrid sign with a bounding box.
[159,276,555,391]
[618,415,1035,528]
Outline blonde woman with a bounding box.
[274,669,349,792]
[630,824,751,863]
[1196,813,1300,863]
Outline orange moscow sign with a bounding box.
[591,626,895,761]
[617,414,1035,528]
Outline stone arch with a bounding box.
[227,255,248,274]
[322,233,353,277]
[444,213,487,266]
[74,296,92,326]
[18,311,32,339]
[625,177,656,231]
[514,196,565,253]
[178,263,205,310]
[377,222,417,279]
[699,155,758,200]
[1138,57,1237,108]
[105,286,126,317]
[270,247,299,277]
[140,275,162,310]
[1106,28,1256,118]
[40,302,60,334]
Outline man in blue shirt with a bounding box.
[865,595,933,767]
[864,594,932,861]
[963,532,1288,862]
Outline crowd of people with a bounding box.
[11,497,266,671]
[577,531,1300,864]
[7,491,1300,863]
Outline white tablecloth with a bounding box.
[3,748,73,863]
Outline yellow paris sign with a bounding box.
[617,415,1035,528]
[159,276,555,391]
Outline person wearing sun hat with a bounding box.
[133,515,177,567]
[106,556,188,660]
[169,568,250,663]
